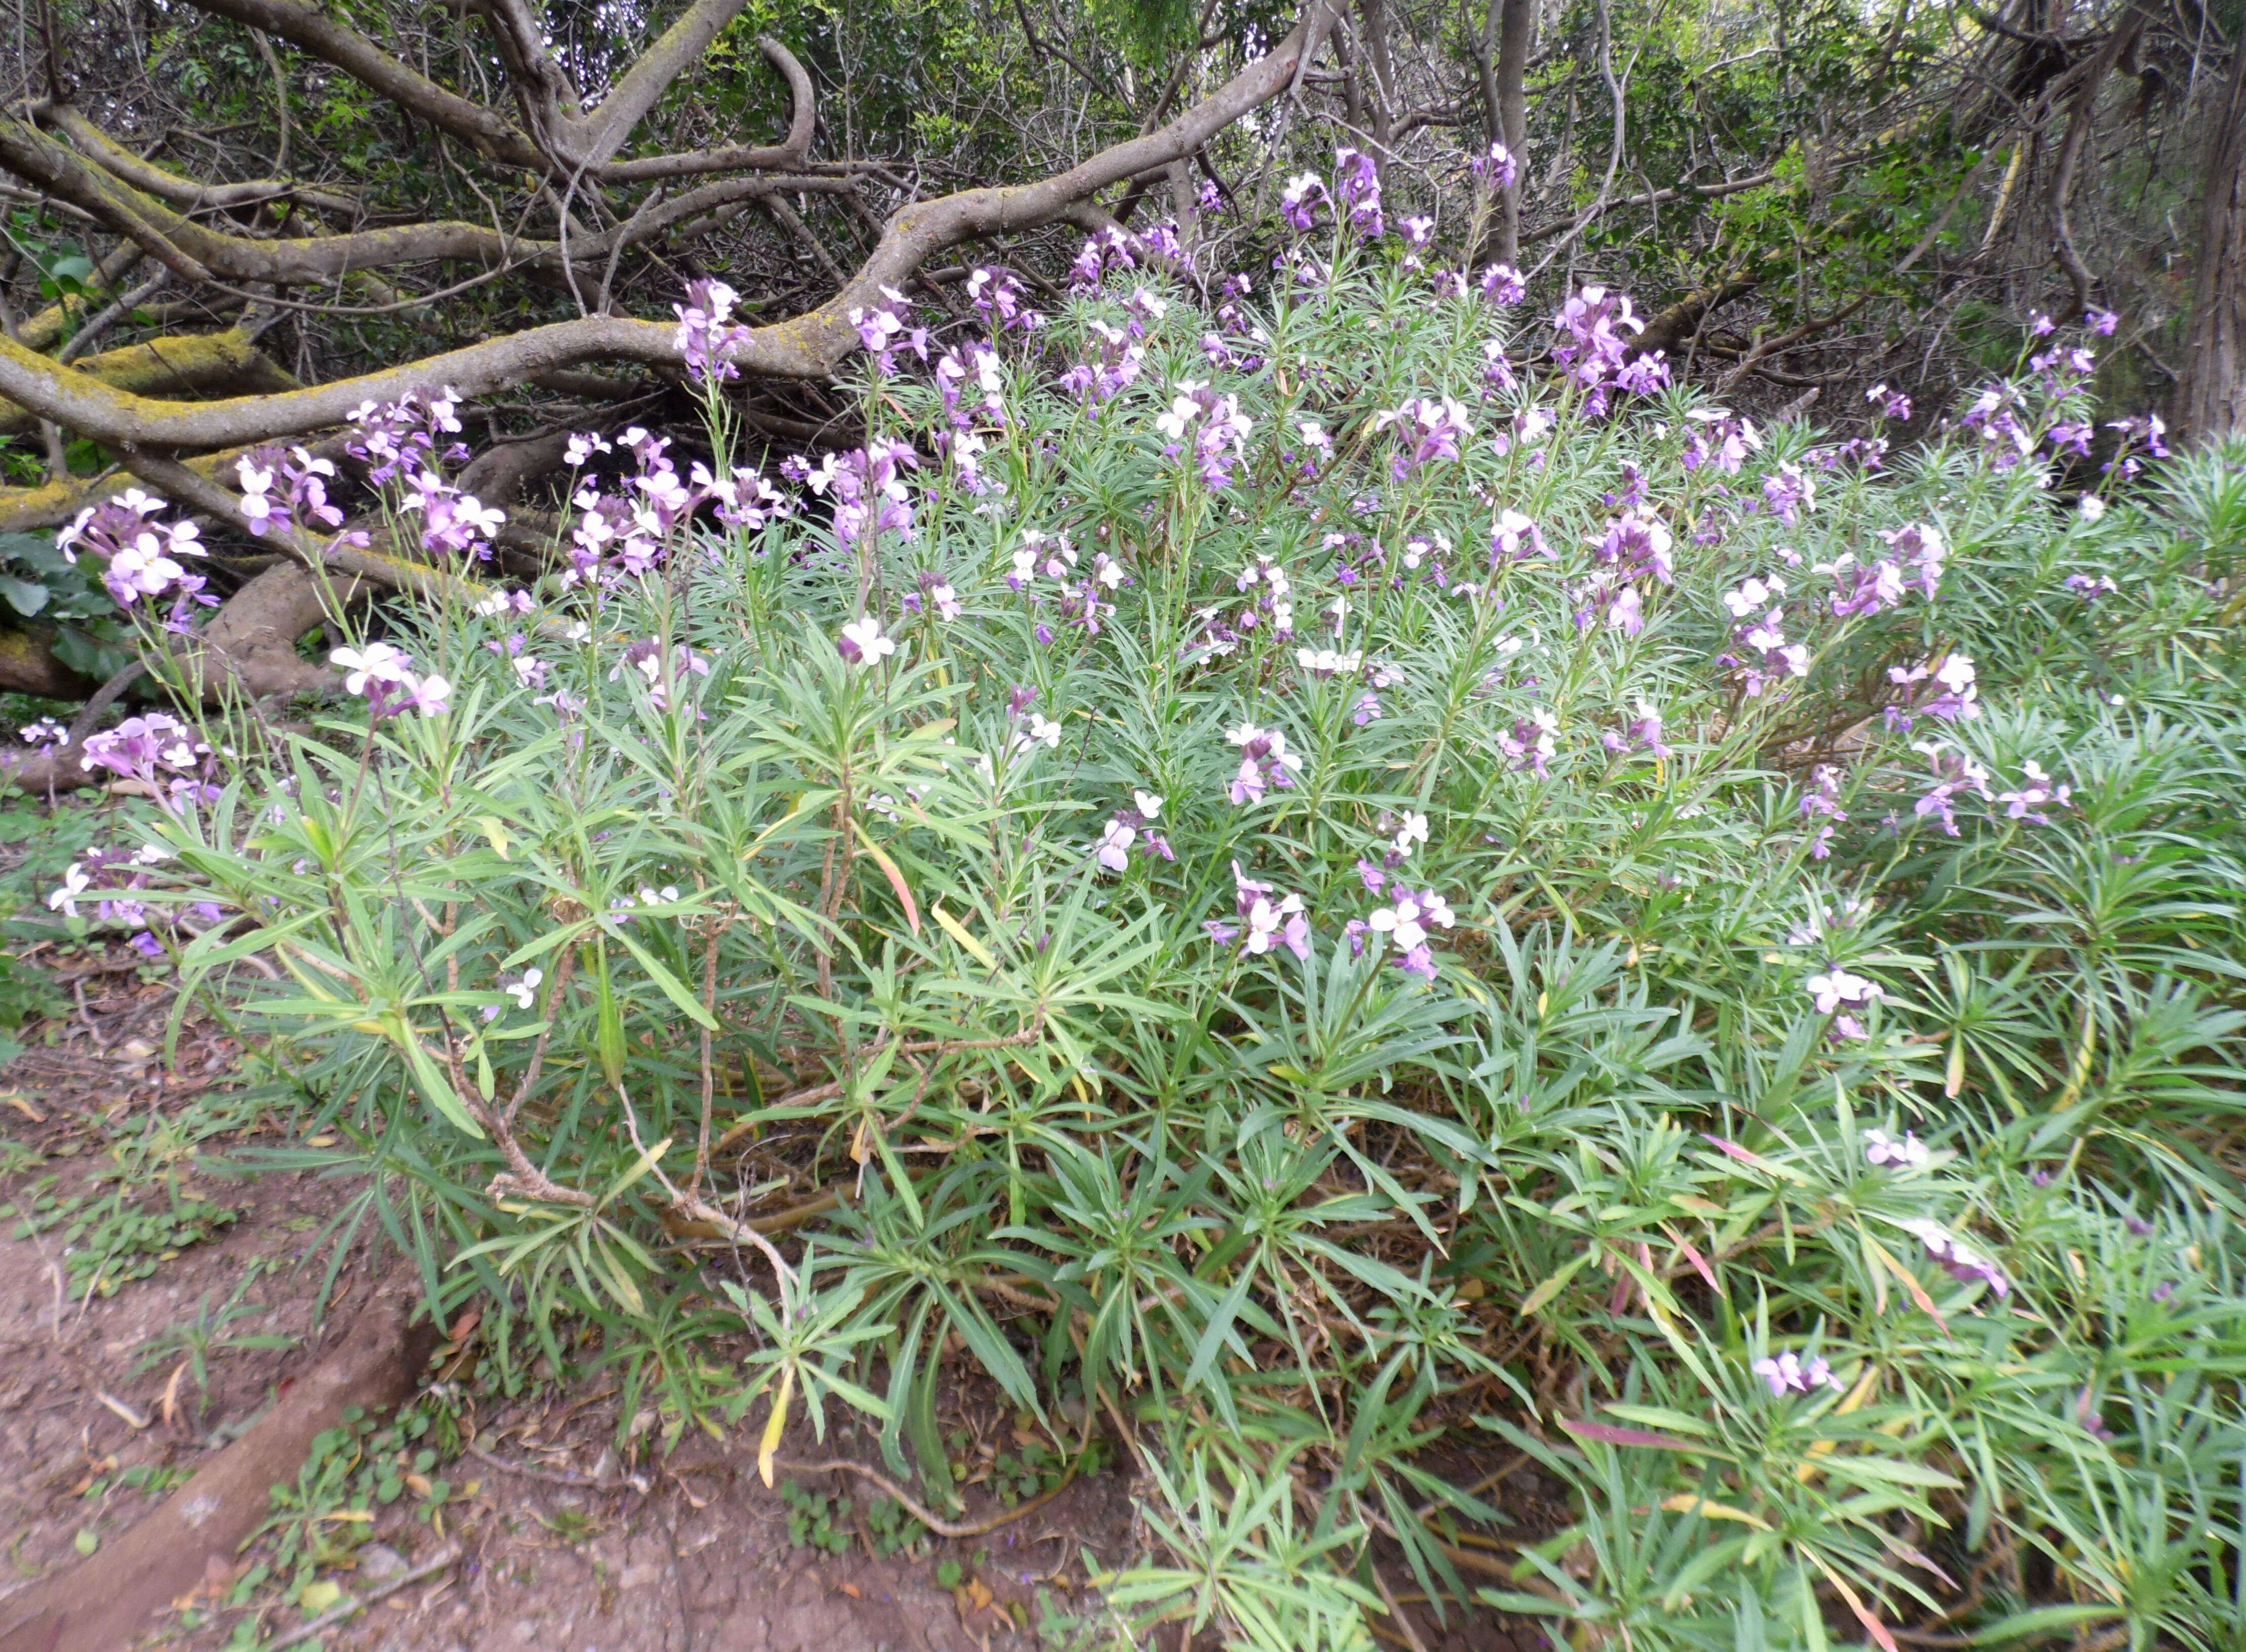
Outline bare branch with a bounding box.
[38,102,362,218]
[0,3,1340,453]
[596,40,818,180]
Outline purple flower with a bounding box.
[2086,307,2119,336]
[1478,263,1526,306]
[1865,382,1913,421]
[1550,285,1644,405]
[1206,861,1310,961]
[1375,395,1474,480]
[1753,1352,1840,1397]
[1901,1219,2010,1300]
[1227,723,1303,805]
[1333,147,1384,238]
[1279,172,1331,233]
[1471,142,1519,190]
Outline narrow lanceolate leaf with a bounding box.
[1559,1417,1706,1452]
[851,818,921,934]
[758,1365,793,1490]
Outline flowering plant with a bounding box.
[48,217,2246,1651]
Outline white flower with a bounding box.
[2077,493,2106,522]
[1393,812,1429,856]
[1807,968,1881,1014]
[1723,576,1786,618]
[837,616,895,666]
[505,968,544,1010]
[1133,790,1163,819]
[330,642,413,695]
[47,862,90,917]
[1093,818,1135,872]
[1864,1129,1930,1169]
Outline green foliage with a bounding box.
[86,242,2246,1647]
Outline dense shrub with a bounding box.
[47,196,2246,1648]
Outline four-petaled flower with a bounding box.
[837,617,896,666]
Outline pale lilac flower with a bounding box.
[1226,723,1303,805]
[1490,510,1549,564]
[836,616,896,667]
[1093,818,1136,872]
[1865,1129,1930,1169]
[1808,967,1881,1015]
[1900,1219,2010,1299]
[1753,1352,1840,1397]
[399,673,452,717]
[1995,760,2072,824]
[18,717,62,746]
[1206,862,1310,961]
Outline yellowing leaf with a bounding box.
[851,819,920,935]
[298,1580,344,1615]
[933,904,998,970]
[758,1365,794,1489]
[1660,1495,1769,1529]
[476,816,511,860]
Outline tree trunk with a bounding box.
[1495,0,1534,265]
[2180,37,2246,442]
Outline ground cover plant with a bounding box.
[31,167,2246,1649]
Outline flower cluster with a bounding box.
[1865,1129,1930,1169]
[672,278,754,385]
[1207,861,1309,961]
[1551,286,1659,411]
[1333,147,1384,238]
[805,439,918,549]
[1471,141,1519,189]
[346,386,468,485]
[1092,791,1172,871]
[1753,1352,1840,1397]
[237,447,346,541]
[56,489,207,611]
[1807,965,1881,1040]
[1226,722,1303,805]
[331,641,452,718]
[1348,871,1455,980]
[1376,395,1473,481]
[1901,1218,2011,1299]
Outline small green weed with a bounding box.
[777,1478,930,1558]
[4,1172,238,1296]
[132,1269,296,1412]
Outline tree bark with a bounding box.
[2180,35,2246,441]
[1494,0,1534,265]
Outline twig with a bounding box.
[465,1440,646,1492]
[263,1544,461,1650]
[777,1455,1080,1539]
